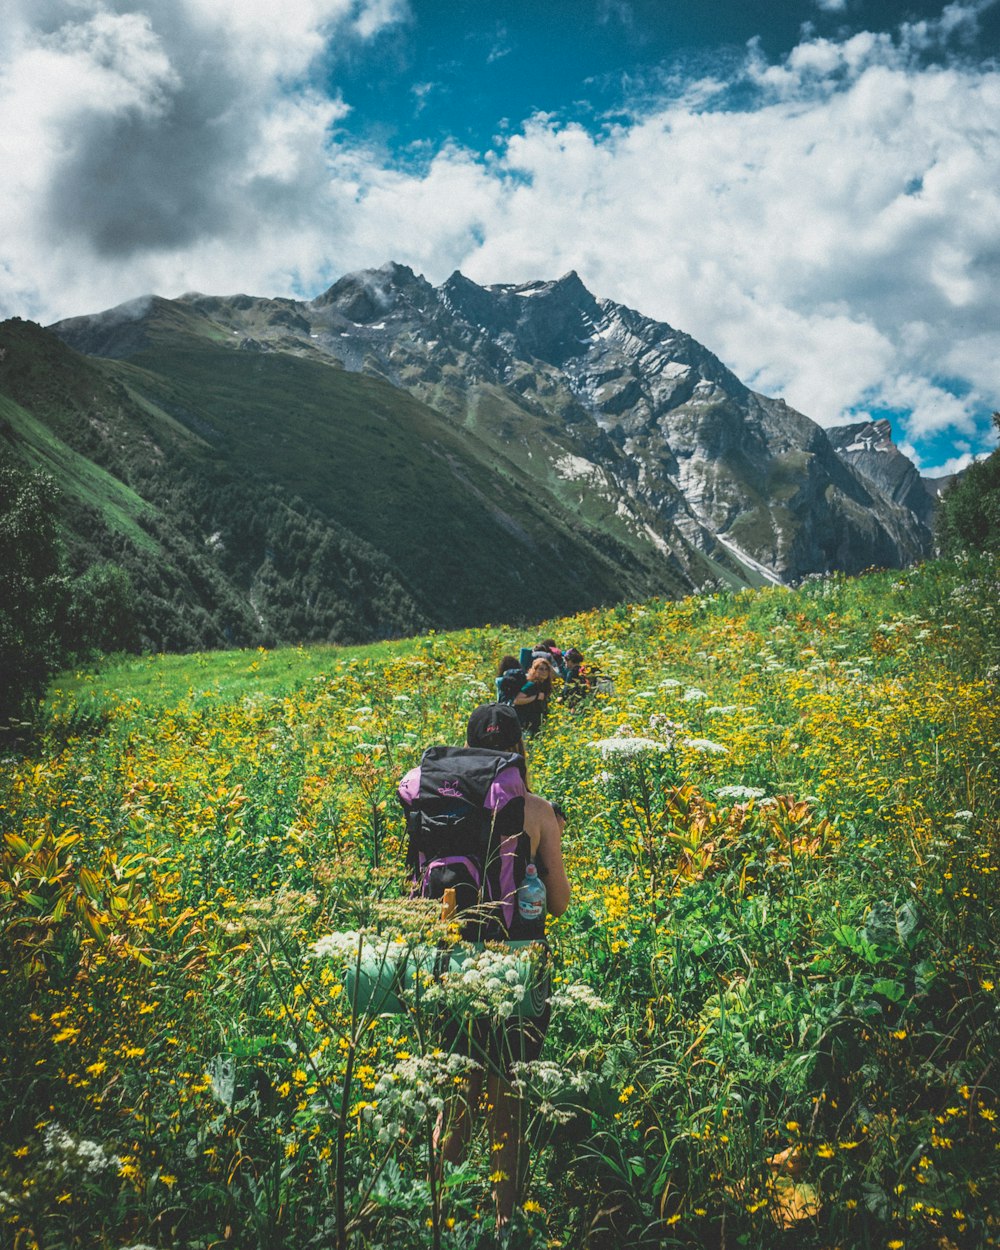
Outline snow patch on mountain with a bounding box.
[715,534,783,585]
[554,453,602,482]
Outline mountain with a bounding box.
[0,309,682,653]
[826,418,939,528]
[199,264,934,580]
[4,264,937,652]
[55,266,934,588]
[336,267,936,579]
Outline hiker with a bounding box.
[561,646,591,707]
[495,654,524,705]
[513,655,554,736]
[397,702,570,1228]
[536,638,567,679]
[518,640,566,680]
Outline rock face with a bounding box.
[52,263,936,589]
[827,418,938,527]
[303,265,933,583]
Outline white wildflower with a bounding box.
[310,931,367,962]
[682,688,707,702]
[372,1053,481,1139]
[589,737,672,757]
[549,983,609,1012]
[715,785,767,801]
[43,1123,120,1175]
[310,931,415,966]
[681,737,728,755]
[508,1060,598,1121]
[424,945,533,1019]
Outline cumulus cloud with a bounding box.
[400,6,998,462]
[0,0,404,307]
[0,0,997,470]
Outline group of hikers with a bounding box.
[394,637,610,1233]
[494,637,603,736]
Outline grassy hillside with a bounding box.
[0,313,690,660]
[110,334,681,622]
[0,393,157,553]
[1,558,997,1248]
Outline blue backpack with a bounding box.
[496,666,527,704]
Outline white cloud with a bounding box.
[415,13,998,462]
[901,442,987,477]
[0,0,997,471]
[0,0,403,309]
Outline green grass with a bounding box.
[4,552,998,1250]
[0,394,158,552]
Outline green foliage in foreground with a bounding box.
[1,556,998,1249]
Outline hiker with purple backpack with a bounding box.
[396,702,570,1230]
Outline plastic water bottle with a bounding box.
[517,862,546,928]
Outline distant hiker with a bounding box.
[518,640,566,679]
[397,702,570,1228]
[538,638,567,678]
[561,646,591,707]
[514,656,554,736]
[495,654,526,705]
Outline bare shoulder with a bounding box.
[524,792,556,824]
[523,793,571,916]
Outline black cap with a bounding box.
[466,702,523,751]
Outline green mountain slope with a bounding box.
[0,391,156,553]
[0,314,687,652]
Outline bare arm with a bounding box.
[524,793,571,917]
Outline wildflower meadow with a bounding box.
[1,555,998,1249]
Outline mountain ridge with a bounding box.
[1,307,687,652]
[11,263,940,652]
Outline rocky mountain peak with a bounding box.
[827,417,894,453]
[437,270,603,368]
[494,270,591,305]
[313,262,435,322]
[827,417,936,524]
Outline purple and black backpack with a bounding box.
[398,746,529,941]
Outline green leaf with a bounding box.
[4,833,31,857]
[872,978,905,1002]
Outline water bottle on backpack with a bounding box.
[517,862,546,938]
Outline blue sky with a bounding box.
[335,0,999,154]
[1,0,998,473]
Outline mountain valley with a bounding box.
[2,264,942,654]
